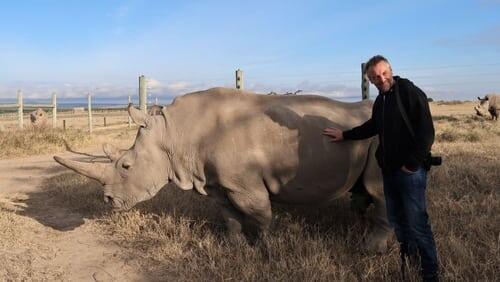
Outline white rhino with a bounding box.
[29,108,49,129]
[54,87,390,252]
[475,94,499,120]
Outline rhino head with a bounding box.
[30,108,49,129]
[474,96,490,117]
[54,105,174,211]
[30,108,47,123]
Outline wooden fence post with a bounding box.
[88,93,93,134]
[104,117,107,127]
[361,63,370,100]
[52,92,57,128]
[128,95,132,128]
[235,69,243,90]
[63,119,66,131]
[139,75,147,113]
[17,90,23,129]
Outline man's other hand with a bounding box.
[323,127,344,142]
[401,165,417,174]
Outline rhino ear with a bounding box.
[103,143,123,161]
[128,103,149,127]
[159,106,178,135]
[160,106,173,127]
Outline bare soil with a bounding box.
[0,151,148,281]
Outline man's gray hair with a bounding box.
[365,55,390,71]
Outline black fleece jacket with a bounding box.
[343,76,435,173]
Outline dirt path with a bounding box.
[0,151,146,281]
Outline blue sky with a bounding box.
[0,0,499,102]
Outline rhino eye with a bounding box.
[122,162,131,170]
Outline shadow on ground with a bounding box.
[13,173,108,231]
[13,172,223,232]
[13,168,369,240]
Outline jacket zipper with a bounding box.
[382,94,386,171]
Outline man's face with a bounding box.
[367,61,394,93]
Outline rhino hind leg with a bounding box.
[361,143,391,253]
[489,108,498,120]
[349,176,373,215]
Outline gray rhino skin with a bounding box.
[148,104,164,116]
[54,87,390,252]
[475,94,499,120]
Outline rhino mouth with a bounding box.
[104,194,129,211]
[103,184,160,212]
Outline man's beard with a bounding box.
[377,77,394,93]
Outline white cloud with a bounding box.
[146,78,164,89]
[166,81,188,91]
[114,4,132,19]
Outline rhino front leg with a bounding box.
[220,203,244,238]
[206,186,245,239]
[226,189,273,241]
[226,188,274,260]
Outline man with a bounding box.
[323,55,439,281]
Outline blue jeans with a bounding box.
[383,166,439,279]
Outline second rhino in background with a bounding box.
[475,94,499,120]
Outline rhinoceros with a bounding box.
[475,94,499,120]
[54,87,390,252]
[29,108,49,129]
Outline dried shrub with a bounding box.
[0,129,91,159]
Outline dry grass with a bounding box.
[1,105,499,281]
[434,115,500,143]
[28,175,403,281]
[0,126,137,159]
[0,129,92,159]
[0,109,134,159]
[435,100,468,105]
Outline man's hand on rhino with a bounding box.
[323,127,344,142]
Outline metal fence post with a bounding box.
[361,63,370,100]
[235,69,243,90]
[17,90,23,129]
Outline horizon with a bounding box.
[1,1,499,102]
